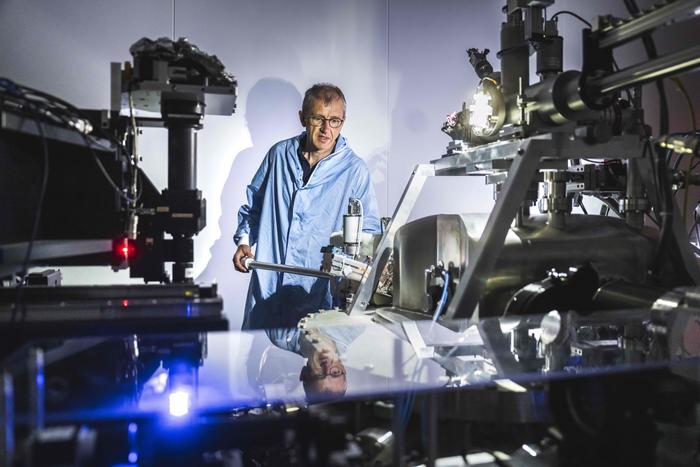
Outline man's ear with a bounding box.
[299,364,309,381]
[298,110,305,127]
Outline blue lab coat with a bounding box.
[235,133,380,330]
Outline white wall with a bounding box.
[2,0,699,328]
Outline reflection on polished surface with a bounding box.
[4,306,699,423]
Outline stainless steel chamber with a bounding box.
[393,213,657,318]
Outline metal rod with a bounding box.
[598,0,700,49]
[590,44,700,95]
[244,259,333,279]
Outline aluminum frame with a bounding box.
[348,134,700,320]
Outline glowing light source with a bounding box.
[469,89,494,134]
[168,389,191,417]
[120,238,134,259]
[128,452,138,463]
[522,444,538,457]
[113,237,136,263]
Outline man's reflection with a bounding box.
[263,312,365,400]
[298,329,347,397]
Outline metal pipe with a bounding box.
[500,12,529,98]
[589,44,700,95]
[592,280,665,310]
[244,258,333,279]
[168,125,197,191]
[598,0,700,49]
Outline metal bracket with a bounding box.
[350,134,659,319]
[444,139,542,320]
[348,164,434,314]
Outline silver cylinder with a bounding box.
[244,259,333,279]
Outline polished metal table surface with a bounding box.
[2,307,698,423]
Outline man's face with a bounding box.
[299,97,345,153]
[300,348,347,397]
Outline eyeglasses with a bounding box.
[306,115,344,129]
[301,364,346,381]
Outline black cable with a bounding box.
[594,195,621,217]
[633,119,695,283]
[673,152,684,171]
[645,212,660,228]
[550,7,639,106]
[551,10,592,28]
[82,133,140,204]
[651,141,679,281]
[550,6,637,107]
[579,197,588,215]
[622,0,669,136]
[11,113,50,323]
[575,193,589,215]
[1,78,138,204]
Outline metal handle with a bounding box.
[244,258,333,279]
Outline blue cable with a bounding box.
[432,270,450,322]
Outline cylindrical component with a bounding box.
[167,125,197,191]
[162,97,204,284]
[499,12,529,98]
[624,159,645,229]
[343,215,361,244]
[536,36,563,78]
[592,280,666,310]
[467,48,494,79]
[344,198,363,256]
[127,213,139,240]
[173,261,193,283]
[513,202,531,229]
[524,70,597,125]
[589,44,700,96]
[344,214,361,256]
[244,258,333,279]
[541,171,570,229]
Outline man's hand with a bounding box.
[233,245,254,272]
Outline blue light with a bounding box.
[186,303,192,317]
[128,423,138,434]
[168,389,191,417]
[128,452,138,463]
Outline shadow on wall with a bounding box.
[197,78,302,329]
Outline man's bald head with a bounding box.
[302,83,346,118]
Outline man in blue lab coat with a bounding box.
[233,83,380,330]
